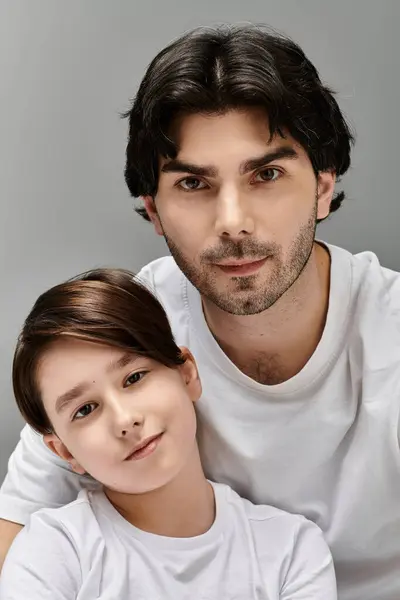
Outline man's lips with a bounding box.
[213,257,268,276]
[124,433,163,461]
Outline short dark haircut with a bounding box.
[124,24,354,222]
[13,269,184,435]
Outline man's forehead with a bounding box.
[159,136,302,175]
[168,107,272,143]
[160,109,301,166]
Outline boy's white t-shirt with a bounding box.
[1,243,400,600]
[0,482,336,600]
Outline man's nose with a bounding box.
[214,187,255,238]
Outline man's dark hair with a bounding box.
[13,269,184,434]
[124,24,354,222]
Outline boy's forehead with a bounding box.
[39,339,140,381]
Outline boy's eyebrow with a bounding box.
[160,145,298,178]
[55,383,90,415]
[55,353,139,415]
[106,352,139,373]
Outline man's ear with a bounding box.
[142,196,163,236]
[178,347,202,403]
[316,171,336,220]
[44,433,85,475]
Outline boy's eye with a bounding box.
[124,371,147,388]
[73,403,97,420]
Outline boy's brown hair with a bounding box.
[13,268,184,435]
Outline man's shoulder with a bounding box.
[352,249,399,290]
[329,244,400,312]
[338,247,400,374]
[137,255,182,287]
[349,249,400,319]
[136,256,185,304]
[136,256,191,343]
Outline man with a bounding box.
[1,24,399,600]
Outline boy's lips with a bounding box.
[124,432,164,461]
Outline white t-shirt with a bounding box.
[1,244,400,600]
[0,482,335,600]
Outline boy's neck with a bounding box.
[105,444,215,538]
[202,242,331,384]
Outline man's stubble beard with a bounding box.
[160,202,318,316]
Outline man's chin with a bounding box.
[201,288,272,316]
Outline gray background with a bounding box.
[0,0,399,481]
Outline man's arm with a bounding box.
[0,521,22,573]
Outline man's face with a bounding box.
[145,108,335,315]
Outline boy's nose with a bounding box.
[108,395,145,438]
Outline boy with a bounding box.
[0,268,336,599]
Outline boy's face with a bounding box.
[38,338,200,494]
[144,108,336,315]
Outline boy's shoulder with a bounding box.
[0,492,107,598]
[25,488,104,545]
[216,482,330,568]
[217,481,313,535]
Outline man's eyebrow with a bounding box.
[240,146,299,175]
[161,160,217,178]
[160,146,298,178]
[55,354,139,415]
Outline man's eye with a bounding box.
[124,371,146,388]
[177,177,207,191]
[254,168,281,183]
[73,403,97,420]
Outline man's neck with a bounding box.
[105,444,215,538]
[203,243,331,385]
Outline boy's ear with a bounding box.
[44,433,85,475]
[142,196,163,236]
[178,347,202,403]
